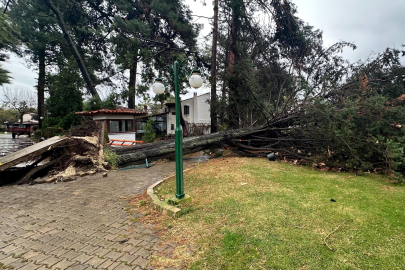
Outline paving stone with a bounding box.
[73,253,93,264]
[29,253,51,264]
[50,247,69,257]
[85,256,109,268]
[113,263,135,270]
[61,250,81,260]
[0,244,19,254]
[17,263,40,270]
[21,250,41,259]
[52,258,77,269]
[127,239,143,246]
[134,248,151,259]
[39,255,63,268]
[8,260,29,269]
[66,263,89,270]
[107,261,121,269]
[92,247,110,257]
[69,242,87,251]
[105,250,123,261]
[132,256,150,269]
[0,158,203,270]
[78,244,99,255]
[98,259,114,269]
[121,245,141,255]
[117,253,138,264]
[0,255,18,265]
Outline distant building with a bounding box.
[22,112,39,125]
[137,92,211,137]
[76,107,147,141]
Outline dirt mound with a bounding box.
[0,120,108,186]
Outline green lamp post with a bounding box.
[152,60,203,201]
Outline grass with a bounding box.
[135,157,405,270]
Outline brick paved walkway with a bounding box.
[0,158,203,269]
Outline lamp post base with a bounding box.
[167,194,192,206]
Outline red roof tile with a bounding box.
[76,107,147,116]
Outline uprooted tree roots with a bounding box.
[0,120,108,186]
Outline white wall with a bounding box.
[166,92,211,135]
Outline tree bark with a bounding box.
[42,0,100,99]
[128,51,138,109]
[227,0,241,129]
[37,47,46,129]
[114,128,255,164]
[210,0,219,133]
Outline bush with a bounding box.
[142,118,156,143]
[104,147,120,169]
[33,130,42,139]
[42,126,64,138]
[58,112,82,130]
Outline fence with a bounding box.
[187,123,211,136]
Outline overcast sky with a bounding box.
[1,0,404,102]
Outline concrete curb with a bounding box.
[146,166,196,218]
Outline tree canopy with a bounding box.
[1,0,405,176]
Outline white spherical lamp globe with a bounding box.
[189,69,203,89]
[152,78,165,94]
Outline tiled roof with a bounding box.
[137,112,169,120]
[76,107,147,116]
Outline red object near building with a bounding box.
[6,123,34,138]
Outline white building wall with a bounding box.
[167,106,176,135]
[196,93,210,123]
[165,92,211,135]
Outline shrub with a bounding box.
[104,147,120,169]
[142,118,156,143]
[42,127,64,138]
[33,130,42,139]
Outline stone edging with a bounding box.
[147,166,196,218]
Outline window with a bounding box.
[184,105,190,115]
[109,120,132,132]
[171,124,174,130]
[110,120,120,132]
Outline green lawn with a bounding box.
[151,157,405,270]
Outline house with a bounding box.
[76,107,147,141]
[22,112,39,125]
[137,92,211,137]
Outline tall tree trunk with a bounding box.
[210,0,219,133]
[42,0,99,99]
[227,0,241,129]
[37,48,46,129]
[128,52,138,109]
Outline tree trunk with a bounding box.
[227,0,241,129]
[37,48,46,129]
[114,112,313,165]
[128,51,138,109]
[210,0,219,133]
[114,128,254,164]
[42,0,99,99]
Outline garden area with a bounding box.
[132,157,405,270]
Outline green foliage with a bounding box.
[303,94,405,178]
[142,118,156,143]
[45,60,84,130]
[83,93,122,111]
[46,61,84,115]
[33,130,42,139]
[0,107,18,123]
[42,126,63,138]
[104,147,120,169]
[0,13,20,85]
